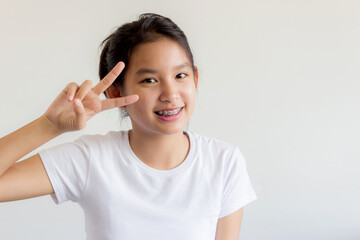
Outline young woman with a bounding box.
[0,13,257,239]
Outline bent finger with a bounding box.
[73,99,86,129]
[65,82,79,102]
[101,94,139,111]
[93,62,125,95]
[74,80,93,101]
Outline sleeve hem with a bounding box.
[38,150,65,204]
[218,191,257,219]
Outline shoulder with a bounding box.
[74,130,126,151]
[188,131,241,159]
[77,130,124,143]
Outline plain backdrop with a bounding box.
[1,0,359,239]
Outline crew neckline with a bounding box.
[122,130,195,176]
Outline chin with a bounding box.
[154,124,186,135]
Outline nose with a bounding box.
[159,81,180,103]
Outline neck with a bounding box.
[128,129,190,170]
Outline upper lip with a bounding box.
[154,106,184,112]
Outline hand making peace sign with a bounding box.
[43,62,138,133]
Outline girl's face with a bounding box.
[122,37,198,136]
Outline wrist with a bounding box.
[38,115,64,137]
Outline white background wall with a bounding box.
[1,0,359,239]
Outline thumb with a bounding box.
[73,99,86,129]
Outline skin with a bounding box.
[107,38,244,239]
[0,61,139,199]
[0,36,243,239]
[106,37,199,170]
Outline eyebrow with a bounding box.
[135,62,192,75]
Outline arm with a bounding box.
[215,208,244,240]
[0,62,138,202]
[0,116,61,177]
[0,117,61,202]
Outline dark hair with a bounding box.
[99,13,196,100]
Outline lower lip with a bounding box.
[156,108,183,122]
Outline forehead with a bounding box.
[127,37,191,71]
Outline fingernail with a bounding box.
[74,99,81,107]
[130,95,139,101]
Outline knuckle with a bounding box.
[84,79,93,87]
[65,82,79,95]
[101,77,111,86]
[79,81,93,96]
[115,98,123,107]
[70,82,79,91]
[66,82,73,88]
[109,71,117,80]
[123,97,130,105]
[113,98,119,106]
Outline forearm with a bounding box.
[0,115,62,176]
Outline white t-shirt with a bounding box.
[39,130,257,240]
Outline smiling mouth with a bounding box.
[154,107,184,116]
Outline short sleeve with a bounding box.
[38,136,91,205]
[218,147,257,218]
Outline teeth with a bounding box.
[156,107,182,116]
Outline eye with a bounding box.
[142,78,156,83]
[176,73,187,79]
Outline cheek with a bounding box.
[182,85,197,102]
[127,93,155,113]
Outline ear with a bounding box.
[104,85,127,110]
[105,85,121,98]
[194,66,199,89]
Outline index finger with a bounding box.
[101,94,139,111]
[92,61,125,95]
